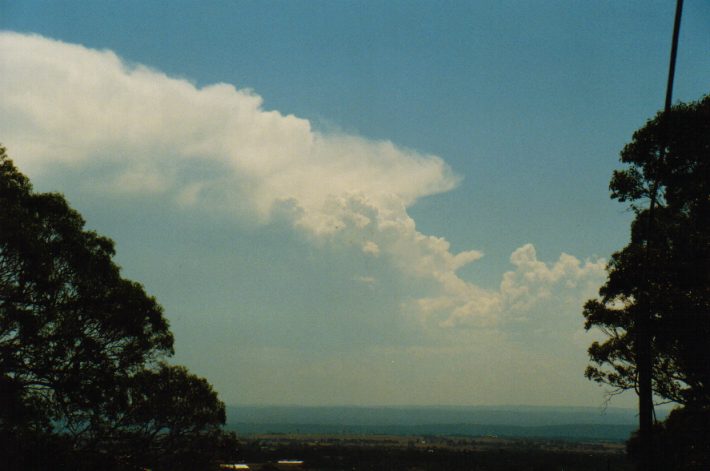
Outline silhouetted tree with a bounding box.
[0,146,236,468]
[627,406,710,471]
[583,96,709,467]
[118,363,231,470]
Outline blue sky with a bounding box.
[1,1,708,407]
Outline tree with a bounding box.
[627,406,710,471]
[583,96,709,467]
[0,143,173,436]
[0,146,237,468]
[118,363,232,470]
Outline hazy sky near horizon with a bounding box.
[1,1,709,408]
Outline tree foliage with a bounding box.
[627,406,710,471]
[0,146,236,469]
[117,363,231,469]
[584,96,710,470]
[583,95,710,407]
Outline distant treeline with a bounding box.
[228,421,635,442]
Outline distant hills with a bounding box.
[226,405,670,442]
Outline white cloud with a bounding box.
[0,32,456,222]
[0,32,605,333]
[354,275,377,287]
[362,241,380,256]
[436,244,606,329]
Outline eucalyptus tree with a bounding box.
[583,96,709,468]
[583,96,709,406]
[0,146,234,469]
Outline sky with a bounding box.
[1,1,708,408]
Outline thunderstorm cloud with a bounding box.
[0,31,605,332]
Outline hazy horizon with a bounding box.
[223,404,671,441]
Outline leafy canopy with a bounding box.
[583,95,710,407]
[0,146,235,470]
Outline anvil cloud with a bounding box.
[0,32,604,329]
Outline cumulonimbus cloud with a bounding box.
[0,31,604,329]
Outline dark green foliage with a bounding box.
[583,95,710,406]
[0,146,234,469]
[583,96,710,468]
[627,407,710,471]
[127,363,226,437]
[118,363,232,470]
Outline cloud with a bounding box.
[434,244,606,330]
[0,32,604,332]
[0,32,456,219]
[354,275,377,287]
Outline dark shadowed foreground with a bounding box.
[228,434,631,471]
